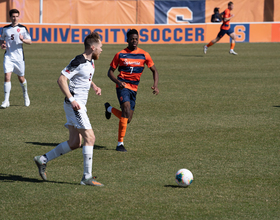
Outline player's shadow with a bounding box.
[183,55,204,58]
[0,173,78,185]
[0,104,21,109]
[26,142,108,150]
[164,184,189,188]
[273,106,280,108]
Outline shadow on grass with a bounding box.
[26,142,108,150]
[0,173,78,185]
[164,185,189,188]
[183,55,204,58]
[0,104,21,109]
[26,142,59,146]
[273,106,280,108]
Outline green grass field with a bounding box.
[0,42,279,219]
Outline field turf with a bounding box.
[0,43,279,219]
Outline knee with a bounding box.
[18,76,25,84]
[86,132,95,146]
[123,107,131,118]
[90,133,96,145]
[4,75,11,82]
[68,140,81,150]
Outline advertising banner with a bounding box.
[0,0,279,24]
[0,23,279,44]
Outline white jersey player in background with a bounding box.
[34,32,104,186]
[0,9,32,108]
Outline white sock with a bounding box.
[83,145,93,179]
[20,79,28,94]
[118,142,124,146]
[45,141,71,162]
[4,82,11,102]
[107,106,112,113]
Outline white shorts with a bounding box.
[64,102,92,130]
[3,57,25,76]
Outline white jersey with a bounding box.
[61,54,95,106]
[0,24,31,61]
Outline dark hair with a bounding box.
[9,9,20,17]
[127,29,138,39]
[228,1,233,6]
[84,32,101,49]
[214,7,219,13]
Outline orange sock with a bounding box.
[230,42,235,50]
[207,41,214,47]
[112,107,122,119]
[118,117,128,142]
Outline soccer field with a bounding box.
[0,43,279,219]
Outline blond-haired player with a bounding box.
[34,32,104,186]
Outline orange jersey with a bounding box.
[110,47,154,92]
[221,8,231,30]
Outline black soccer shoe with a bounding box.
[116,144,127,152]
[104,102,111,119]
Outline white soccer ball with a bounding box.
[175,168,193,187]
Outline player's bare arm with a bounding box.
[107,66,126,89]
[224,14,234,22]
[91,81,101,96]
[0,40,6,49]
[19,34,32,45]
[150,65,159,95]
[57,74,80,110]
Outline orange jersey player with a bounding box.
[204,1,238,55]
[105,29,159,152]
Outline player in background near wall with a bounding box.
[34,32,104,186]
[104,29,159,152]
[0,9,32,108]
[211,7,222,22]
[204,1,238,55]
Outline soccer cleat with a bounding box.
[34,156,47,180]
[24,94,30,107]
[80,175,104,186]
[203,45,208,54]
[0,101,10,109]
[104,102,111,119]
[229,50,238,55]
[116,144,127,152]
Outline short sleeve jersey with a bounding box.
[0,24,31,61]
[110,47,154,92]
[61,54,95,106]
[221,9,231,30]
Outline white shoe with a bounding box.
[203,45,208,54]
[229,49,238,55]
[24,94,30,107]
[0,101,10,109]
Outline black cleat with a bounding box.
[116,144,127,152]
[104,102,111,119]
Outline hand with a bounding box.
[1,43,6,50]
[151,86,159,95]
[94,86,101,96]
[118,82,126,89]
[71,100,81,111]
[19,34,24,42]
